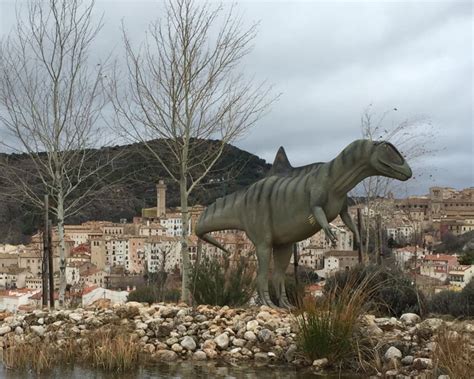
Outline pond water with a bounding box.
[0,362,362,379]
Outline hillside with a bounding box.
[0,140,271,244]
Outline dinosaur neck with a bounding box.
[324,142,376,195]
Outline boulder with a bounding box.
[214,333,229,349]
[30,325,45,336]
[312,358,329,370]
[246,320,259,331]
[400,313,421,325]
[401,355,414,365]
[384,346,402,362]
[181,336,197,351]
[193,350,207,360]
[244,331,257,342]
[69,313,83,322]
[0,326,11,336]
[155,349,178,361]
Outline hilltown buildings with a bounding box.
[0,184,472,310]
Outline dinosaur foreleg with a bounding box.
[273,243,294,309]
[313,206,337,245]
[255,242,277,309]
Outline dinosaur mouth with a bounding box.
[379,160,412,181]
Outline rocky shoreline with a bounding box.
[0,302,472,378]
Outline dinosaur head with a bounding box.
[370,141,412,181]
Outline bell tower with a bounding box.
[156,180,167,217]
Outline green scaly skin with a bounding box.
[195,139,412,308]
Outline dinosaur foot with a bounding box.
[260,290,278,309]
[279,296,295,310]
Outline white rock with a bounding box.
[0,326,11,336]
[244,331,257,342]
[232,338,246,347]
[176,309,188,318]
[126,301,144,308]
[384,346,402,362]
[214,333,229,349]
[193,350,207,360]
[180,336,196,351]
[69,313,83,322]
[426,341,437,351]
[256,311,272,322]
[37,318,44,325]
[14,326,23,335]
[246,320,259,331]
[171,343,183,353]
[135,322,148,330]
[400,313,420,325]
[30,325,45,336]
[312,357,329,370]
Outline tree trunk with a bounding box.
[57,197,67,306]
[180,176,191,303]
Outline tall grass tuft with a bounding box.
[325,264,426,317]
[2,336,69,374]
[2,328,141,374]
[82,328,141,372]
[295,270,378,365]
[433,327,473,379]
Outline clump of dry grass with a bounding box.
[294,271,379,366]
[433,327,473,379]
[2,327,142,374]
[2,336,63,374]
[82,328,142,372]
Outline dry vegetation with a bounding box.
[1,328,142,374]
[433,327,473,379]
[295,271,380,367]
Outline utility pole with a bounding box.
[42,195,49,308]
[357,208,363,264]
[48,220,54,308]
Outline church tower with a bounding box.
[156,180,167,217]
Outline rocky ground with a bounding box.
[0,302,472,378]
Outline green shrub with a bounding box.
[324,264,426,317]
[429,280,474,317]
[127,286,161,304]
[190,254,256,306]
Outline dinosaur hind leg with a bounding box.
[255,242,278,309]
[273,243,294,309]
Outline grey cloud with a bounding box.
[0,0,472,194]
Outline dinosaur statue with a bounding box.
[195,139,412,308]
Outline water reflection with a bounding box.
[0,362,362,379]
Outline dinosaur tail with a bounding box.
[195,191,243,254]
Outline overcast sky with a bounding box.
[1,0,472,195]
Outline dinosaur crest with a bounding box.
[266,146,293,177]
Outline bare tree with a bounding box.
[0,0,114,305]
[111,0,274,302]
[353,105,435,260]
